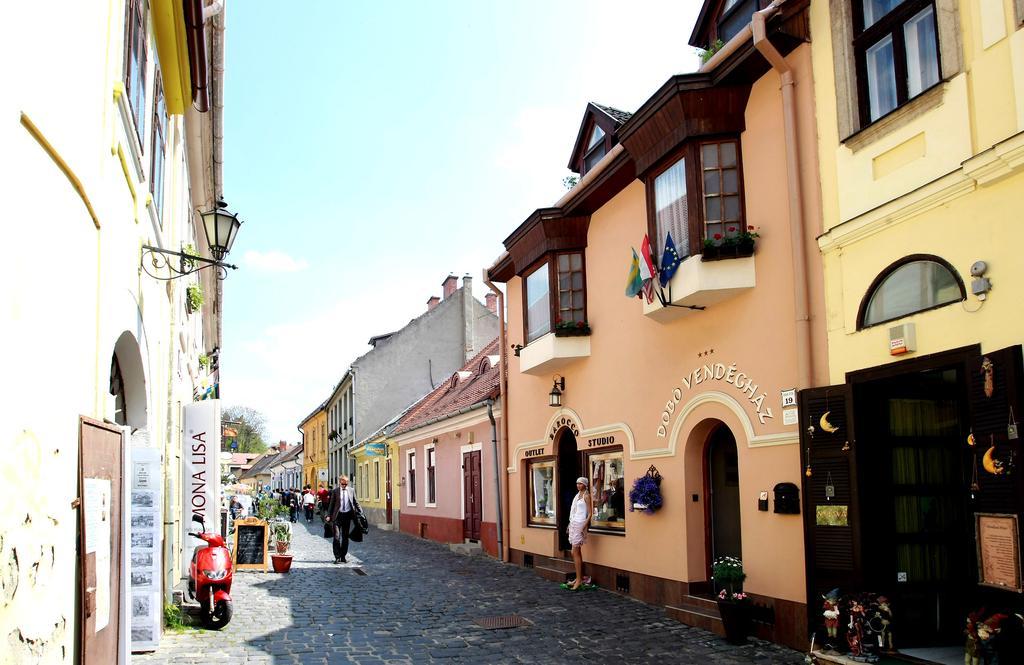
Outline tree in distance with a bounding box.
[222,405,268,453]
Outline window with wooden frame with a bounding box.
[426,446,436,505]
[527,460,556,526]
[123,0,148,143]
[646,138,745,258]
[150,71,167,224]
[524,252,587,343]
[407,451,416,505]
[374,459,380,500]
[587,449,625,532]
[854,0,940,124]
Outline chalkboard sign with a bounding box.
[232,518,268,571]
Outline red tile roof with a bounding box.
[393,340,501,436]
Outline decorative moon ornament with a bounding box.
[967,432,976,447]
[820,411,840,434]
[982,446,1004,475]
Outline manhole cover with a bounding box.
[473,615,532,630]
[352,568,367,576]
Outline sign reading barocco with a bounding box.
[550,415,580,440]
[658,362,775,437]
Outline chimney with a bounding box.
[463,273,475,361]
[485,292,497,314]
[277,441,289,452]
[442,274,458,299]
[462,273,472,293]
[426,296,440,311]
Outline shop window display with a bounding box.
[589,451,625,531]
[528,461,556,525]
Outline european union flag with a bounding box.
[659,232,681,286]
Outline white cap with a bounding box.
[576,477,588,487]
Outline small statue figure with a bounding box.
[847,600,865,658]
[822,589,841,642]
[875,596,893,652]
[965,610,983,665]
[977,614,1006,665]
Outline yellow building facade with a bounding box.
[300,403,328,490]
[352,434,398,529]
[801,0,1024,655]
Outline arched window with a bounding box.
[110,354,126,426]
[859,255,965,328]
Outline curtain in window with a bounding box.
[525,264,550,342]
[866,35,898,120]
[654,158,689,258]
[904,6,939,97]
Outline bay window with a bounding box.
[524,251,587,343]
[647,138,745,258]
[855,0,940,123]
[528,461,556,526]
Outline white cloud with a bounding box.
[243,250,310,273]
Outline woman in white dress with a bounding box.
[567,476,592,590]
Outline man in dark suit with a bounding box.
[325,475,360,563]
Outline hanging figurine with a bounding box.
[981,357,994,398]
[977,614,1006,664]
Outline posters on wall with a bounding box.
[183,400,221,561]
[129,448,162,652]
[83,478,112,633]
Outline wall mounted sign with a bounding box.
[549,415,580,441]
[658,362,776,437]
[524,446,547,458]
[781,389,797,408]
[586,435,616,448]
[183,400,221,568]
[976,513,1022,593]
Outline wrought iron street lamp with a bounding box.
[141,199,243,280]
[549,375,565,408]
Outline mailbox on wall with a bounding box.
[773,482,800,514]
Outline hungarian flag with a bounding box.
[639,234,656,303]
[659,232,682,286]
[625,248,642,298]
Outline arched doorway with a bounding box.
[556,427,580,551]
[706,424,742,567]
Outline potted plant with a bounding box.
[185,284,204,314]
[736,225,759,256]
[712,556,750,644]
[628,467,663,514]
[269,520,293,573]
[703,235,721,260]
[553,318,591,337]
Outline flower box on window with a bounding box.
[518,331,590,375]
[643,254,755,323]
[553,320,591,337]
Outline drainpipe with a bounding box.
[750,1,813,389]
[486,399,504,562]
[483,271,510,562]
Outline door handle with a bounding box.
[85,586,96,617]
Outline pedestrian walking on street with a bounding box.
[302,487,315,522]
[288,489,298,523]
[567,477,592,590]
[325,474,360,563]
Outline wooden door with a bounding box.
[385,458,393,525]
[707,426,742,568]
[463,451,482,541]
[78,417,123,665]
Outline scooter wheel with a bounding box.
[202,599,232,629]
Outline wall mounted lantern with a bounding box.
[549,375,565,408]
[141,199,242,280]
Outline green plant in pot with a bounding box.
[712,556,751,644]
[736,225,759,255]
[186,284,204,313]
[270,521,292,554]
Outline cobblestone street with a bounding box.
[136,521,805,664]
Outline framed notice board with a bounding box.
[975,513,1022,593]
[232,518,268,572]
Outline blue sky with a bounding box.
[221,1,701,444]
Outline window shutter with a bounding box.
[798,384,861,609]
[967,346,1024,517]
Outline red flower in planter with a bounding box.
[728,226,736,233]
[576,321,585,328]
[713,233,722,240]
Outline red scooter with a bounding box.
[187,514,233,629]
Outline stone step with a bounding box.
[534,565,573,583]
[665,603,725,638]
[449,541,483,556]
[539,556,576,573]
[680,593,719,613]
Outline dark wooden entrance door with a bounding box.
[556,430,580,551]
[463,451,482,540]
[856,365,971,646]
[78,416,123,665]
[385,458,393,525]
[707,425,742,571]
